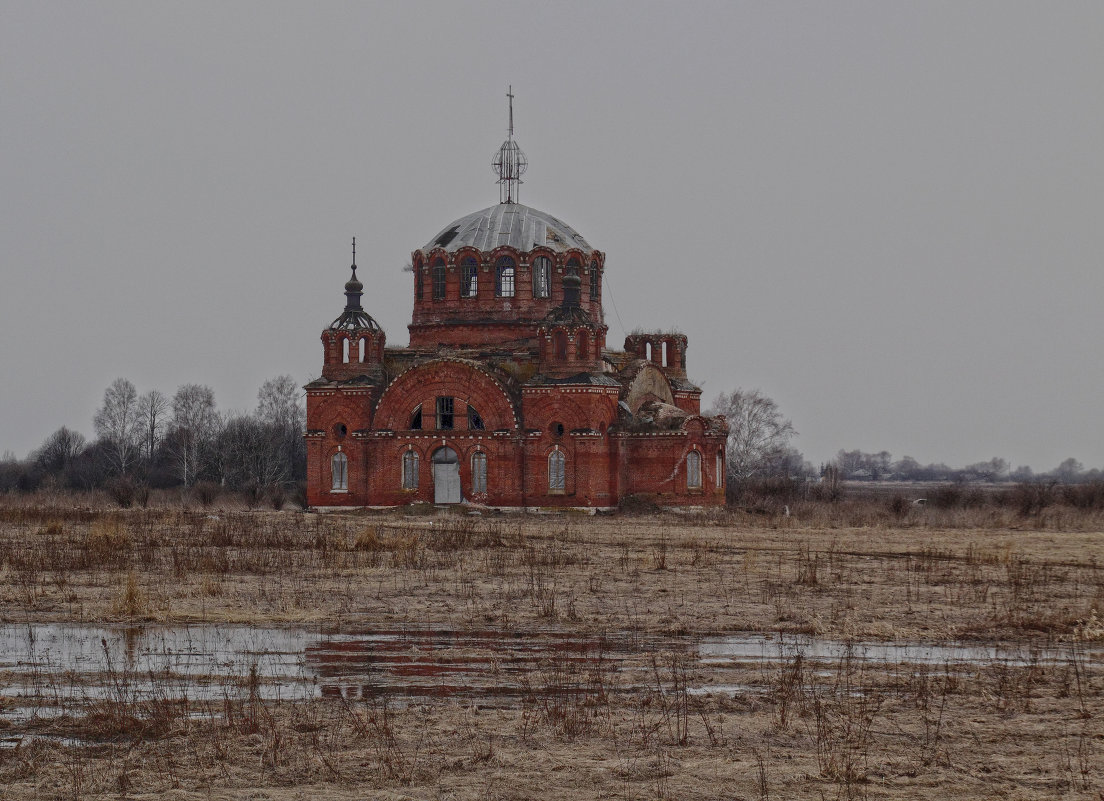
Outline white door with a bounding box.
[432,447,461,504]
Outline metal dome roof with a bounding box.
[421,203,593,254]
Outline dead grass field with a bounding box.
[0,492,1100,799]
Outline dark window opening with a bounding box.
[436,396,454,430]
[410,405,422,430]
[551,421,565,438]
[431,260,446,300]
[468,405,484,430]
[460,257,478,298]
[553,330,567,361]
[589,262,600,300]
[577,331,590,361]
[415,266,423,300]
[334,422,348,440]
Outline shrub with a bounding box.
[928,484,963,510]
[291,481,309,510]
[1004,482,1055,516]
[192,481,221,509]
[268,484,286,511]
[242,481,264,509]
[105,476,137,508]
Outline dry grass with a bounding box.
[0,491,1101,799]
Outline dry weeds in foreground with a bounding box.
[0,493,1101,799]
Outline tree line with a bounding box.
[0,376,306,501]
[708,389,1100,490]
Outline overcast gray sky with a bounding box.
[2,1,1102,472]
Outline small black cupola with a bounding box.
[330,237,381,332]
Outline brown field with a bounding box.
[0,491,1101,800]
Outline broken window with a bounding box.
[460,257,478,298]
[468,405,484,431]
[589,261,600,300]
[495,256,515,298]
[436,396,454,430]
[410,405,422,430]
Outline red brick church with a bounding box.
[305,96,727,509]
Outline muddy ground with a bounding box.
[0,497,1100,799]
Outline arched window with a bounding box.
[548,449,565,492]
[435,396,454,430]
[467,404,484,431]
[532,256,551,298]
[589,261,600,300]
[342,337,350,363]
[495,256,515,298]
[415,265,423,300]
[331,452,348,491]
[716,450,724,488]
[460,257,478,298]
[402,450,419,490]
[687,451,702,489]
[553,330,568,361]
[576,330,589,361]
[359,337,366,362]
[431,259,446,300]
[471,451,487,494]
[410,404,422,430]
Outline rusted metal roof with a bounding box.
[421,203,594,254]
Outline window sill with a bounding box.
[547,489,565,496]
[330,489,348,494]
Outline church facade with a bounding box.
[304,104,727,509]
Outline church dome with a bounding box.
[422,203,593,254]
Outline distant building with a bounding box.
[304,95,727,509]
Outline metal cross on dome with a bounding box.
[492,85,527,204]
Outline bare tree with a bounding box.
[137,390,169,460]
[256,374,306,482]
[709,389,796,484]
[167,383,217,485]
[33,426,86,475]
[93,378,142,475]
[216,413,290,489]
[256,375,304,432]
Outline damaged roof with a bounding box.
[421,203,594,254]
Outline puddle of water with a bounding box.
[0,624,681,713]
[698,633,1102,667]
[1,624,1097,725]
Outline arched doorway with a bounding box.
[432,446,461,504]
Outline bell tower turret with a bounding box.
[322,238,386,380]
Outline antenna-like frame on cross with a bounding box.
[493,85,527,204]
